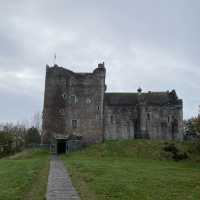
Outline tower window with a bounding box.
[97,105,100,111]
[70,95,77,104]
[72,120,78,129]
[62,93,67,100]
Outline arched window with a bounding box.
[62,93,67,100]
[86,98,92,104]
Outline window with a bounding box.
[59,109,65,115]
[147,113,150,121]
[62,93,67,100]
[72,120,78,129]
[70,95,77,104]
[97,105,100,111]
[110,115,114,124]
[86,98,92,104]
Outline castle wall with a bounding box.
[104,103,183,141]
[64,70,105,144]
[42,64,106,144]
[103,105,136,140]
[42,66,67,143]
[142,105,183,140]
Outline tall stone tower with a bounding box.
[42,63,106,145]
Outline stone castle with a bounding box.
[42,63,183,152]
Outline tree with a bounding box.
[184,105,200,136]
[0,131,14,156]
[25,127,41,146]
[31,112,42,131]
[184,118,196,136]
[193,115,200,134]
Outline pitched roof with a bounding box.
[104,91,182,106]
[104,93,138,106]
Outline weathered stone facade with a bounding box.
[104,91,183,140]
[42,63,183,145]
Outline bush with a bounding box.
[0,132,14,157]
[163,143,188,161]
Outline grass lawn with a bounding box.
[62,140,200,200]
[0,149,50,200]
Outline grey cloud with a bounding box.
[0,0,199,122]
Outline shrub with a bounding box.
[163,143,188,161]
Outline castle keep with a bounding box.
[42,63,183,153]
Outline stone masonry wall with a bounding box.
[104,102,183,141]
[42,64,106,144]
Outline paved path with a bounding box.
[46,155,80,200]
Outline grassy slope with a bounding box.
[62,140,200,200]
[0,149,50,200]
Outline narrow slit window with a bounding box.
[110,115,114,124]
[147,113,150,121]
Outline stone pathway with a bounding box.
[46,155,80,200]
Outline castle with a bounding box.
[42,63,183,153]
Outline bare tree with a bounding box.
[31,112,42,133]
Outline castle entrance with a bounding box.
[56,139,66,154]
[54,135,82,154]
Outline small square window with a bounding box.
[72,119,78,129]
[70,95,77,104]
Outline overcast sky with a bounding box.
[0,0,199,123]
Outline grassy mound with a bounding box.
[62,140,200,200]
[67,139,200,162]
[0,149,50,200]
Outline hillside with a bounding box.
[0,149,49,200]
[62,140,200,200]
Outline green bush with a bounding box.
[163,143,188,161]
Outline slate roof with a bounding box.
[104,93,138,106]
[104,91,182,106]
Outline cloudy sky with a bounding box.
[0,0,199,123]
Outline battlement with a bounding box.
[46,63,106,76]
